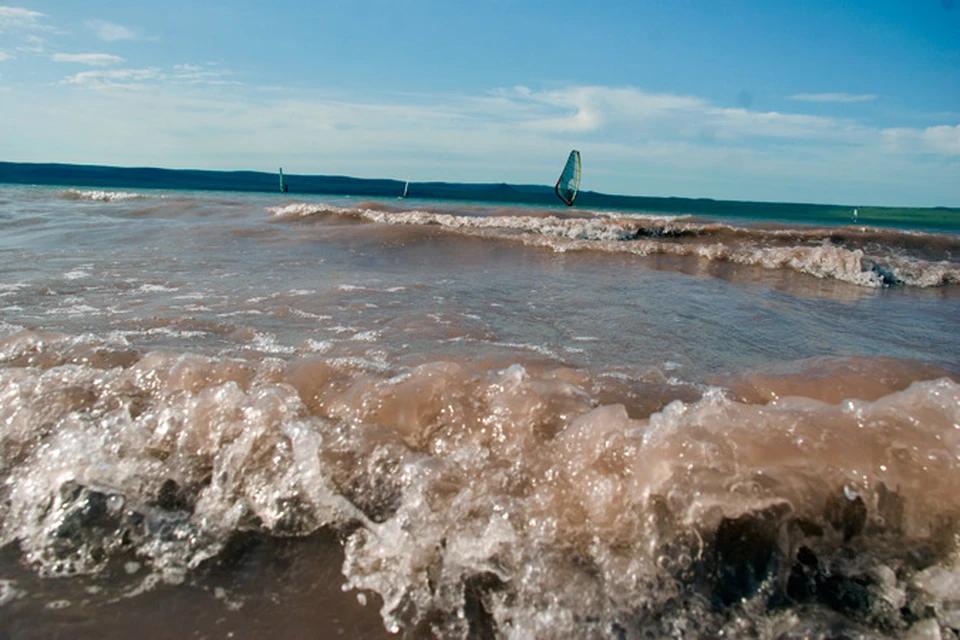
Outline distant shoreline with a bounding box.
[2,160,958,231]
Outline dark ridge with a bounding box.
[2,161,958,231]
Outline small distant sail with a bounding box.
[402,180,409,199]
[555,150,581,206]
[279,167,288,193]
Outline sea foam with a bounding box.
[1,331,957,637]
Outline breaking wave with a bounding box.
[60,189,151,202]
[2,330,958,637]
[268,203,960,289]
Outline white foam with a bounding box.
[330,325,360,334]
[306,339,334,353]
[63,189,147,202]
[291,309,332,320]
[274,289,315,297]
[137,284,179,293]
[45,303,101,316]
[219,310,263,317]
[246,332,295,354]
[273,203,957,288]
[267,202,349,218]
[144,327,208,339]
[594,210,692,223]
[2,333,958,637]
[493,341,562,359]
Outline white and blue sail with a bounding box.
[555,150,581,206]
[279,167,288,193]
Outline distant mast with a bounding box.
[852,207,858,222]
[279,167,288,193]
[555,150,581,206]
[400,180,409,199]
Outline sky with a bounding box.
[1,1,958,206]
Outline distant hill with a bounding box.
[1,161,957,231]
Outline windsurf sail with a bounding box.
[555,150,581,206]
[279,167,288,193]
[402,180,409,199]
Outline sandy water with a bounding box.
[0,185,958,638]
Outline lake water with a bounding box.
[1,184,958,638]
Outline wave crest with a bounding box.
[1,331,958,636]
[60,189,149,202]
[268,202,960,288]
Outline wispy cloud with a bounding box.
[85,19,141,42]
[503,85,863,147]
[0,6,52,54]
[59,62,237,88]
[52,53,124,66]
[9,76,959,205]
[61,67,164,88]
[172,63,241,85]
[50,77,960,163]
[19,34,46,53]
[0,51,11,62]
[787,92,878,103]
[503,85,705,134]
[0,5,46,32]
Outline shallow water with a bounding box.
[0,185,958,638]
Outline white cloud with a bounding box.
[61,67,163,88]
[0,6,46,32]
[882,124,960,156]
[7,76,958,205]
[0,51,11,61]
[172,63,241,85]
[85,19,139,42]
[923,125,960,155]
[47,79,960,168]
[59,63,237,88]
[20,33,46,53]
[52,53,124,66]
[504,85,866,147]
[787,92,878,103]
[503,85,706,134]
[1,5,52,53]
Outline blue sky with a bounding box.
[1,1,958,206]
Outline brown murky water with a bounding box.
[1,185,958,638]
